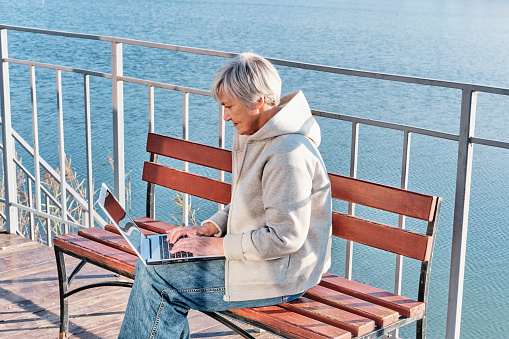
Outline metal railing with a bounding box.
[1,25,508,339]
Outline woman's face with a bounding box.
[219,92,261,135]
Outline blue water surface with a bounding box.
[1,0,508,337]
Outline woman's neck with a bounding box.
[256,104,282,131]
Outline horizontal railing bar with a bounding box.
[108,37,236,58]
[312,109,460,142]
[11,202,87,231]
[267,58,509,96]
[0,24,236,58]
[119,76,211,96]
[0,24,108,41]
[5,58,112,78]
[470,137,509,149]
[2,25,509,96]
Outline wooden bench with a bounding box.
[53,132,441,339]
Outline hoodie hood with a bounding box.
[242,91,321,148]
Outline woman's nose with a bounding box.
[223,111,231,121]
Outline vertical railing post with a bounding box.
[84,74,94,228]
[391,130,411,339]
[28,179,35,239]
[111,41,125,207]
[345,122,359,280]
[45,193,51,246]
[394,130,411,295]
[218,104,225,150]
[182,92,189,226]
[148,86,155,133]
[446,88,477,339]
[30,66,42,214]
[218,103,225,211]
[0,28,18,234]
[56,69,67,234]
[146,85,156,220]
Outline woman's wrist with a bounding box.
[201,222,220,237]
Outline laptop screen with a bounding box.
[103,187,143,253]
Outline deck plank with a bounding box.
[0,252,56,277]
[0,233,275,338]
[0,233,38,248]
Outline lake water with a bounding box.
[1,0,508,337]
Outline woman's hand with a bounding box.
[166,222,223,256]
[166,222,219,244]
[170,236,224,256]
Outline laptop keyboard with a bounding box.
[159,235,194,259]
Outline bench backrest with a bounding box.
[142,132,441,302]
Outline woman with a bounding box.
[119,52,332,338]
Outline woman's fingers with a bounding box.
[166,227,190,244]
[170,236,224,256]
[166,225,211,243]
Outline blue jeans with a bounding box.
[118,259,303,339]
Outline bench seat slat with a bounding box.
[104,223,156,236]
[147,133,232,173]
[226,305,352,339]
[99,219,177,253]
[53,233,137,279]
[319,274,424,318]
[104,219,171,236]
[328,173,437,221]
[305,285,399,327]
[78,228,135,256]
[282,297,375,337]
[143,162,231,205]
[134,217,178,234]
[332,211,433,261]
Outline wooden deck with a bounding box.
[0,232,274,338]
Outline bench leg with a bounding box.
[417,315,426,338]
[54,247,69,339]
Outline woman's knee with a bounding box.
[133,260,162,289]
[134,260,175,291]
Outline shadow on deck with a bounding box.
[0,233,273,338]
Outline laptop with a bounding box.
[98,183,224,265]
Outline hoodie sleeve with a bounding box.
[201,204,230,237]
[223,136,316,261]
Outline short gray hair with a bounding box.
[211,52,282,108]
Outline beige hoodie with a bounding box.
[204,91,332,302]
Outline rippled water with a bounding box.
[1,0,508,337]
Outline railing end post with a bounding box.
[445,88,478,339]
[1,28,19,234]
[111,41,125,207]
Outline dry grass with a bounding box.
[171,193,199,227]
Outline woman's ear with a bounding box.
[254,97,265,110]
